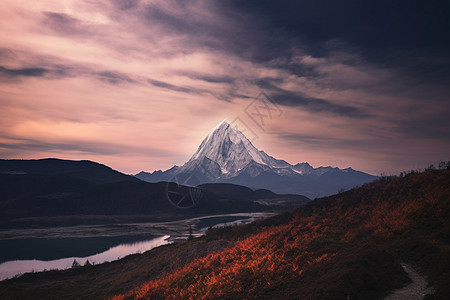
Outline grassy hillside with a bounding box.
[112,168,449,299]
[0,167,448,299]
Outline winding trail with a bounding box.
[384,264,435,300]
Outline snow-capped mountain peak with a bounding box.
[135,120,377,198]
[181,119,272,177]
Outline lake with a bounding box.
[0,212,275,281]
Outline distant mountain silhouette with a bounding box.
[0,159,309,226]
[0,158,137,184]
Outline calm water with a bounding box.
[0,236,170,281]
[0,212,275,281]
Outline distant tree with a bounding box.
[72,259,81,268]
[188,225,194,240]
[84,259,92,266]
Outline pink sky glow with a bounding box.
[1,0,449,175]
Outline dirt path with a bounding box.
[384,264,435,300]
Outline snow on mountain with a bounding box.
[135,120,377,198]
[178,120,291,179]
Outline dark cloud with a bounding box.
[96,71,137,85]
[146,77,233,102]
[131,1,290,63]
[43,12,92,36]
[280,133,338,146]
[1,0,449,174]
[0,64,86,81]
[110,0,140,11]
[275,93,366,118]
[0,139,121,155]
[184,73,236,84]
[0,66,48,77]
[0,52,138,85]
[143,4,193,35]
[278,132,379,154]
[42,12,89,36]
[387,53,450,88]
[147,78,195,93]
[397,114,450,141]
[0,48,18,62]
[224,0,450,54]
[119,0,449,117]
[267,59,320,80]
[255,79,368,118]
[0,135,172,158]
[221,0,450,86]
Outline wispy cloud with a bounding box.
[42,12,89,36]
[0,0,448,174]
[0,66,48,77]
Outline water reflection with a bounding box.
[0,235,170,281]
[0,212,277,281]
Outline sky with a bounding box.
[1,0,449,175]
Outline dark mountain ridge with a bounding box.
[0,159,309,227]
[0,158,137,184]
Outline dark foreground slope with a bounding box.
[115,168,450,299]
[0,168,448,299]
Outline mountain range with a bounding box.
[136,120,377,198]
[0,158,308,227]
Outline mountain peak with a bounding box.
[210,119,232,133]
[180,120,270,177]
[135,121,377,198]
[219,119,231,126]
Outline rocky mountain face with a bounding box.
[136,120,377,198]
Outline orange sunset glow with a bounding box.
[1,0,449,175]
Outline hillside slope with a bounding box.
[0,168,448,299]
[116,168,450,299]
